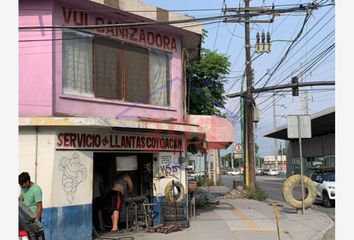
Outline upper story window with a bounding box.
[62,30,93,97]
[62,29,171,106]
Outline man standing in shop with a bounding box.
[108,173,133,232]
[19,172,43,221]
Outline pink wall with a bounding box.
[19,0,185,122]
[19,0,54,116]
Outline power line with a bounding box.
[19,19,223,43]
[254,11,312,89]
[213,0,227,51]
[254,8,334,97]
[20,2,333,31]
[268,30,334,87]
[20,3,321,14]
[224,23,238,54]
[255,4,334,90]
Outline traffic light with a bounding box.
[291,76,299,96]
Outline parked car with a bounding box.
[187,170,197,181]
[310,167,335,207]
[268,169,280,176]
[196,171,205,177]
[261,168,270,176]
[227,169,241,176]
[255,168,263,175]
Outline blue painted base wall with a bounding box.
[152,197,162,225]
[42,204,92,240]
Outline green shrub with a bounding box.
[203,177,214,186]
[247,184,268,201]
[196,176,223,187]
[196,176,203,186]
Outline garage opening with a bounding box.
[92,152,154,233]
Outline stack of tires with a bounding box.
[161,201,189,229]
[161,180,189,228]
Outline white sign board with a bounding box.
[287,115,312,139]
[116,155,138,171]
[234,143,242,153]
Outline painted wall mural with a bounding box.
[58,153,87,203]
[53,151,93,207]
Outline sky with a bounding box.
[142,0,335,157]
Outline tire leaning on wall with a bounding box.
[164,180,185,203]
[282,174,317,209]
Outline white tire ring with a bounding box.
[164,180,185,203]
[282,174,317,209]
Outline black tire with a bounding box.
[161,200,186,208]
[162,214,187,221]
[162,206,185,215]
[164,180,185,203]
[161,205,187,222]
[163,219,190,229]
[322,192,332,208]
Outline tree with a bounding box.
[221,153,232,166]
[255,143,263,167]
[186,48,231,115]
[186,31,231,153]
[255,143,260,155]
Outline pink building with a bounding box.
[19,0,233,239]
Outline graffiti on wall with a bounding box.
[58,153,87,203]
[159,156,185,180]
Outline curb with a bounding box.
[308,211,335,240]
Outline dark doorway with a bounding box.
[92,152,154,232]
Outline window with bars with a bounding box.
[62,29,171,106]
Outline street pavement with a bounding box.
[101,197,334,240]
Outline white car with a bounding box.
[267,169,280,176]
[187,171,197,181]
[227,169,241,176]
[310,167,335,207]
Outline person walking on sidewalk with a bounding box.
[108,173,133,232]
[19,172,43,221]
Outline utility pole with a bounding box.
[243,0,256,191]
[280,142,284,171]
[223,0,324,191]
[205,152,210,179]
[300,62,309,115]
[217,149,221,183]
[213,150,217,185]
[301,90,309,114]
[273,93,278,170]
[208,153,211,179]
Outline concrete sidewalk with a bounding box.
[102,198,334,240]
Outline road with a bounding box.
[221,175,335,240]
[221,175,334,215]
